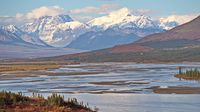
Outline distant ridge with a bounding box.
[40,16,200,62]
[2,8,196,51]
[137,15,200,44]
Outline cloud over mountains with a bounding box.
[0,5,198,26]
[16,6,65,19]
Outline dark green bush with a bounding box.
[0,91,93,111]
[176,68,200,80]
[0,91,29,106]
[47,93,65,106]
[66,98,90,109]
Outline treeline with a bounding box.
[175,68,200,80]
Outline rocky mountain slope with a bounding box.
[21,15,89,47]
[137,16,200,48]
[88,8,163,36]
[42,16,200,62]
[0,8,197,51]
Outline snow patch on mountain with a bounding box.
[159,15,197,30]
[0,25,23,42]
[1,25,23,36]
[88,8,131,29]
[88,8,159,30]
[0,25,47,46]
[21,15,89,47]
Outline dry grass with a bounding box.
[0,64,60,73]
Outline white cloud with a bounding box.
[67,4,121,22]
[72,16,95,23]
[26,6,64,19]
[160,14,198,24]
[0,16,25,26]
[15,6,65,20]
[1,6,65,25]
[16,13,24,20]
[69,4,121,15]
[131,9,158,15]
[13,4,120,23]
[4,5,198,25]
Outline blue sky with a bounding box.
[0,0,199,25]
[0,0,200,17]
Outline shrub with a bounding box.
[0,91,94,111]
[0,91,29,106]
[47,93,65,106]
[66,98,90,109]
[175,68,200,80]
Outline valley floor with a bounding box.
[1,61,200,94]
[1,61,200,112]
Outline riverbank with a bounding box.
[151,86,200,94]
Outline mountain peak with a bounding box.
[138,15,200,43]
[88,8,137,29]
[159,15,198,30]
[53,15,73,23]
[88,8,159,33]
[1,25,20,33]
[37,14,73,24]
[109,8,131,17]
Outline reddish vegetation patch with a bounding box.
[47,50,105,61]
[1,105,90,112]
[111,44,154,53]
[0,91,94,112]
[138,30,200,43]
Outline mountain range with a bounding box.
[43,16,200,62]
[0,8,195,52]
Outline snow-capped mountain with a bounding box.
[1,8,197,50]
[0,25,24,42]
[65,8,165,50]
[0,25,47,46]
[21,15,89,47]
[21,15,73,33]
[89,8,152,29]
[1,25,23,36]
[159,15,197,30]
[88,8,163,37]
[0,25,41,47]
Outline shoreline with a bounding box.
[151,86,200,94]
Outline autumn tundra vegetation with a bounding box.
[0,91,95,112]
